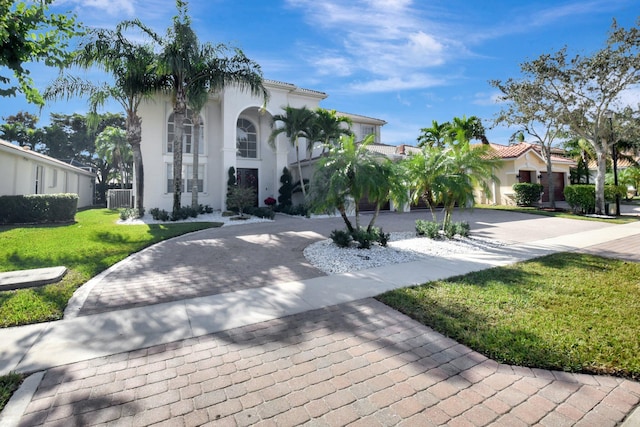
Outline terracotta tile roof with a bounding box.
[486,142,576,165]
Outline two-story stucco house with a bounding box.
[138,80,386,212]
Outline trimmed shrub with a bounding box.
[119,208,141,221]
[198,204,214,214]
[444,221,470,238]
[351,228,375,249]
[564,185,595,214]
[512,183,543,206]
[330,229,352,248]
[150,208,170,221]
[277,167,293,208]
[416,219,440,239]
[604,184,627,203]
[244,206,275,220]
[275,203,309,217]
[0,194,78,224]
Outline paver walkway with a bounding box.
[2,210,640,426]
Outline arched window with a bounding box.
[237,118,257,158]
[167,110,203,154]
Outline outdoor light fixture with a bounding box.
[537,174,542,179]
[516,174,520,179]
[605,110,620,216]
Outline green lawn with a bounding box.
[377,252,640,379]
[0,209,221,327]
[475,204,637,224]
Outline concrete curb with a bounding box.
[0,371,44,427]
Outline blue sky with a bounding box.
[4,0,639,146]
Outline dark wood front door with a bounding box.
[236,168,259,207]
[540,172,565,202]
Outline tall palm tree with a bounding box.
[135,0,267,215]
[187,79,208,209]
[44,26,160,213]
[268,105,316,198]
[313,108,353,155]
[450,115,489,145]
[417,120,452,149]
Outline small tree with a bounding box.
[227,186,256,217]
[278,167,293,208]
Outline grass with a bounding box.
[0,209,221,327]
[0,372,23,412]
[377,252,640,379]
[475,204,638,224]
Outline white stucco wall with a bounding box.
[139,82,327,212]
[0,140,95,207]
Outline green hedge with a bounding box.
[0,194,78,224]
[512,183,543,206]
[564,184,627,214]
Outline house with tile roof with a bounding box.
[478,142,576,205]
[0,139,95,207]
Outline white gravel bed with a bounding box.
[117,211,273,227]
[304,231,506,275]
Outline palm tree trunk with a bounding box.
[367,204,380,233]
[338,205,354,232]
[295,137,306,198]
[127,114,144,213]
[173,92,187,215]
[191,113,200,209]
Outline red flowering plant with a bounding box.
[264,197,277,207]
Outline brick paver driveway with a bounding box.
[19,299,640,426]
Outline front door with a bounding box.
[236,168,259,207]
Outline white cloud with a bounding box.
[473,91,503,106]
[350,74,445,93]
[286,0,458,93]
[312,56,354,77]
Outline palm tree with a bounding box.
[440,140,498,227]
[406,145,455,221]
[96,126,131,185]
[311,134,405,232]
[268,105,316,198]
[187,79,208,209]
[450,115,489,145]
[313,108,353,154]
[134,0,267,215]
[407,133,499,229]
[44,26,160,213]
[417,120,452,149]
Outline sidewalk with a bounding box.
[1,219,640,426]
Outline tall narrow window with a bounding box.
[186,164,204,193]
[237,118,257,158]
[35,165,44,194]
[167,111,203,154]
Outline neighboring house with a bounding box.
[138,80,390,211]
[477,142,576,205]
[0,139,95,208]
